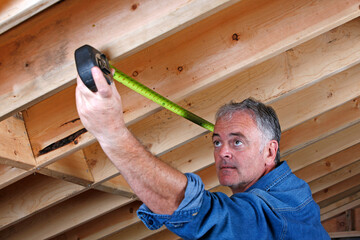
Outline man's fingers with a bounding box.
[91,67,113,98]
[76,74,93,97]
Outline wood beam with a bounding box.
[20,0,360,170]
[322,211,349,233]
[82,142,134,197]
[104,224,166,240]
[294,143,360,183]
[309,160,360,195]
[0,0,240,121]
[51,201,142,240]
[321,194,360,221]
[329,231,360,239]
[82,142,118,183]
[0,0,60,34]
[285,122,360,172]
[0,116,35,169]
[0,190,133,239]
[0,174,84,231]
[281,97,360,156]
[39,150,94,186]
[0,164,29,190]
[92,176,134,198]
[313,174,360,205]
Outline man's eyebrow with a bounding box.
[212,132,246,138]
[212,133,219,139]
[230,132,249,145]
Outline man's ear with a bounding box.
[264,140,278,166]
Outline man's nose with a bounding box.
[219,144,232,159]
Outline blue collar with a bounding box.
[246,161,292,192]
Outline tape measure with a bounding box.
[75,45,214,132]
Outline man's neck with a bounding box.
[231,164,276,194]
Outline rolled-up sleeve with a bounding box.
[137,173,204,230]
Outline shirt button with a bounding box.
[148,219,154,225]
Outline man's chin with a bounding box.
[219,176,236,187]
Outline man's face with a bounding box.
[212,110,272,193]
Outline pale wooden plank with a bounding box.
[0,0,60,34]
[0,164,30,190]
[294,143,360,183]
[286,122,360,172]
[0,0,239,121]
[0,190,133,240]
[313,174,360,204]
[82,143,135,198]
[309,160,360,194]
[281,97,360,155]
[39,150,94,186]
[0,115,35,169]
[321,197,360,221]
[0,174,84,231]
[321,192,360,216]
[321,211,348,233]
[318,185,360,211]
[93,176,134,198]
[329,231,360,238]
[22,0,360,167]
[82,142,118,183]
[104,224,166,240]
[52,201,142,240]
[273,66,360,134]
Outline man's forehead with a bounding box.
[215,110,256,126]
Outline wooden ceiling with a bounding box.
[0,0,360,239]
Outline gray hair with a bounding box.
[215,98,281,165]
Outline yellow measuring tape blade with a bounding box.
[110,65,214,132]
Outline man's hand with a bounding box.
[76,67,126,146]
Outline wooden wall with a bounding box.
[0,0,359,239]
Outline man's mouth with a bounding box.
[220,165,236,170]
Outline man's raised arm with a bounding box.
[75,67,187,215]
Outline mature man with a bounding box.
[76,67,330,239]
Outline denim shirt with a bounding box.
[137,162,330,239]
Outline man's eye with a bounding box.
[213,140,221,147]
[234,140,242,146]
